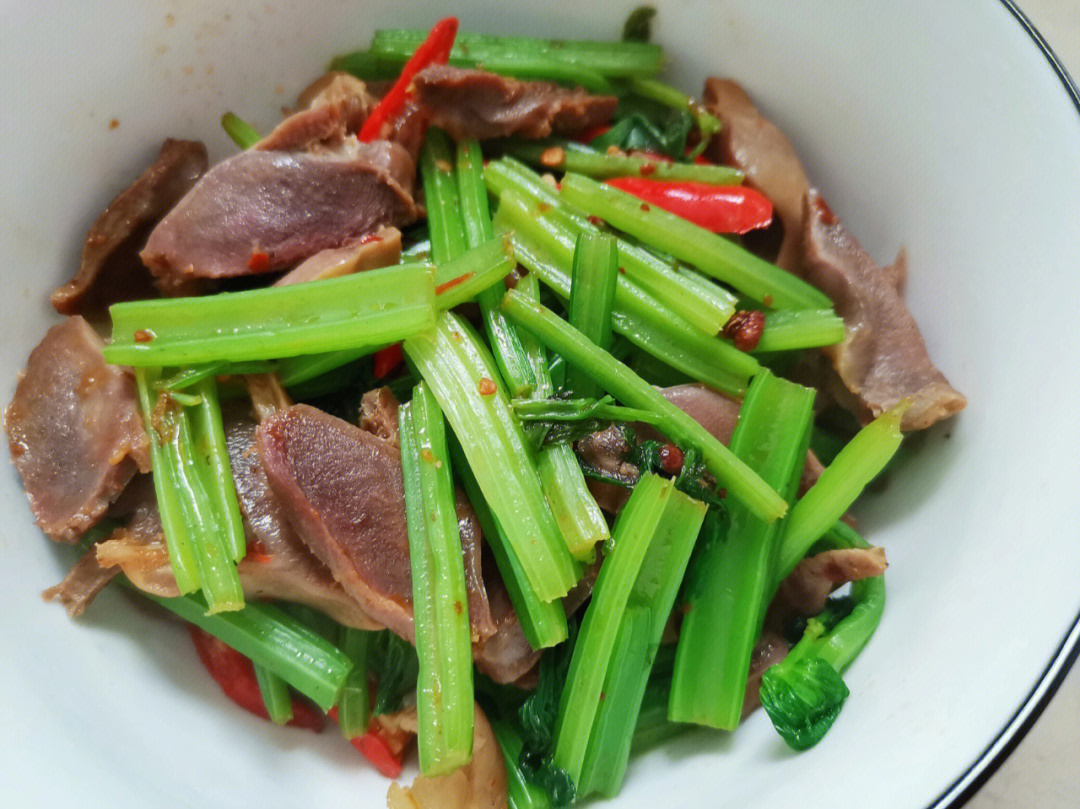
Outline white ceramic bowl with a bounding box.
[3,2,1079,807]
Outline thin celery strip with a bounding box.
[220,112,261,149]
[338,627,374,739]
[106,263,436,366]
[773,403,907,584]
[754,309,846,354]
[370,28,664,78]
[190,377,246,562]
[560,173,833,309]
[502,139,743,184]
[669,370,815,729]
[493,189,753,396]
[450,437,568,649]
[143,591,352,712]
[254,664,294,725]
[404,313,579,602]
[487,158,736,335]
[501,289,787,523]
[134,368,200,594]
[400,383,475,775]
[157,361,276,392]
[421,128,468,265]
[456,138,537,397]
[567,231,618,398]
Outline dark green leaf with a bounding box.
[371,631,419,715]
[622,6,657,42]
[759,656,850,750]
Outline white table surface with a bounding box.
[966,4,1079,807]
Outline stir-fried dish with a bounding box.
[6,9,965,808]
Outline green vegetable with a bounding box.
[487,157,737,336]
[559,173,833,309]
[589,100,692,161]
[456,137,538,397]
[512,395,659,428]
[144,591,353,712]
[399,382,475,775]
[494,188,753,396]
[626,77,721,159]
[156,361,276,392]
[371,631,419,716]
[553,474,705,788]
[450,436,568,650]
[501,139,743,185]
[189,378,246,562]
[501,290,788,523]
[622,5,657,42]
[327,49,402,81]
[106,262,437,367]
[220,112,261,149]
[492,718,555,809]
[370,28,664,79]
[254,664,294,725]
[669,370,815,728]
[337,628,374,739]
[773,403,907,584]
[754,308,846,354]
[515,269,610,562]
[760,563,885,750]
[566,231,618,398]
[404,312,580,602]
[577,482,706,796]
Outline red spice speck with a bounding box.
[587,215,605,226]
[537,202,552,214]
[108,118,120,130]
[813,195,837,225]
[248,249,271,272]
[639,162,656,176]
[762,294,774,307]
[658,443,684,475]
[454,600,463,615]
[722,309,766,352]
[435,272,475,295]
[359,232,382,245]
[478,377,497,396]
[540,146,565,167]
[718,488,728,499]
[640,202,651,212]
[133,329,155,343]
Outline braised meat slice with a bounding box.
[412,65,617,141]
[257,404,495,643]
[50,139,208,316]
[257,72,376,152]
[5,317,150,542]
[800,191,966,430]
[42,541,120,617]
[140,141,418,290]
[776,545,888,618]
[273,226,402,287]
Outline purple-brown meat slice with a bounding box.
[42,541,120,617]
[257,72,376,152]
[359,386,402,447]
[800,191,966,430]
[273,226,402,287]
[140,140,418,290]
[5,317,150,542]
[50,139,208,316]
[776,545,888,618]
[224,405,380,629]
[257,404,495,643]
[703,79,810,272]
[412,66,618,141]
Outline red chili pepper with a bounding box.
[373,344,403,379]
[188,626,324,732]
[328,707,407,779]
[577,124,612,144]
[357,17,458,142]
[434,271,474,295]
[605,177,773,234]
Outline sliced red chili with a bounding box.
[328,707,407,779]
[357,17,458,142]
[188,626,324,732]
[605,177,773,235]
[373,344,404,379]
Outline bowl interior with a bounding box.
[2,2,1079,807]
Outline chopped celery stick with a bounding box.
[669,370,814,729]
[190,377,246,562]
[338,628,374,739]
[773,403,907,583]
[106,262,436,366]
[400,383,475,775]
[254,664,293,725]
[221,112,261,149]
[754,309,846,353]
[566,232,618,399]
[404,312,579,602]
